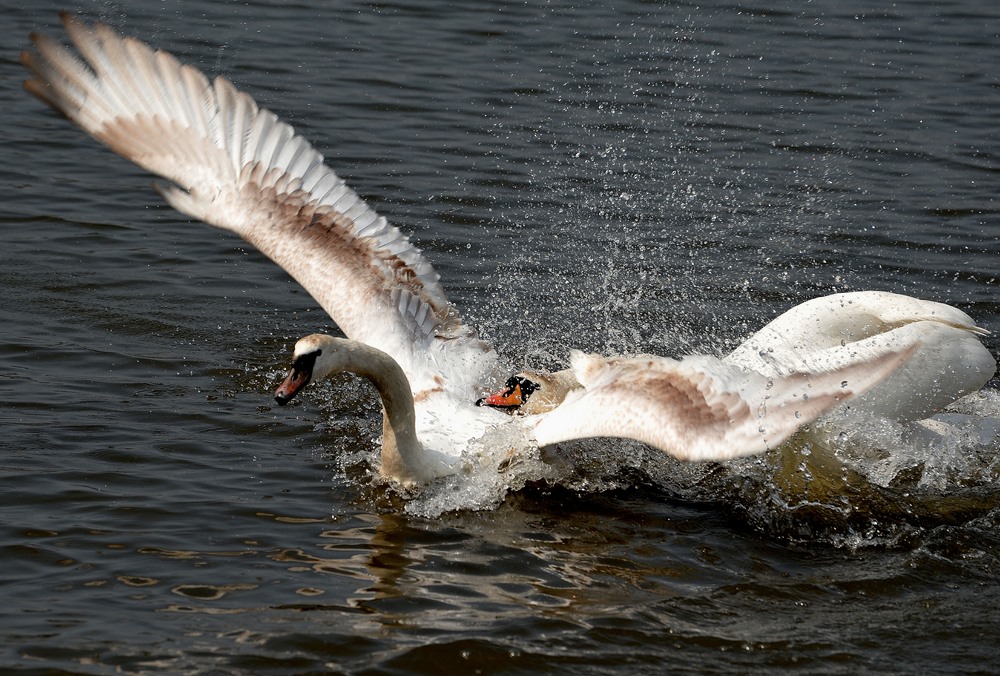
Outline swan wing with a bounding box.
[21,13,499,393]
[530,345,915,461]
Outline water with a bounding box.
[3,0,999,672]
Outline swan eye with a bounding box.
[292,349,321,372]
[507,375,539,399]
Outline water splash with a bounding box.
[717,393,1000,546]
[405,425,556,517]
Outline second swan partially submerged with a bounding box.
[486,291,995,431]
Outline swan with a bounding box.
[22,14,919,487]
[485,291,995,427]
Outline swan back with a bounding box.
[728,291,987,364]
[727,291,995,422]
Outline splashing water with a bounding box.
[390,384,1000,544]
[406,425,556,517]
[235,3,1000,546]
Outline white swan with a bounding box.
[489,292,996,429]
[22,15,919,487]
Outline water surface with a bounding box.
[3,0,999,672]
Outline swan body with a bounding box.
[23,15,928,487]
[274,335,510,485]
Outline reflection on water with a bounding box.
[48,487,993,672]
[7,476,1000,671]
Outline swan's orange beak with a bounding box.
[274,368,311,405]
[275,349,321,406]
[477,374,542,412]
[476,382,527,409]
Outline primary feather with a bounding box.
[22,12,499,396]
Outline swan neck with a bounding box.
[342,343,427,483]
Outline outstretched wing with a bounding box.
[530,346,915,461]
[21,13,499,394]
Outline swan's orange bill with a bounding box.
[274,369,310,405]
[476,383,525,409]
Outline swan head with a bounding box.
[274,334,345,405]
[476,369,580,415]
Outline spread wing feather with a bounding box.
[530,346,915,461]
[22,13,498,393]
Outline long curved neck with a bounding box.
[340,341,440,486]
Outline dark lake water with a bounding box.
[3,0,999,672]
